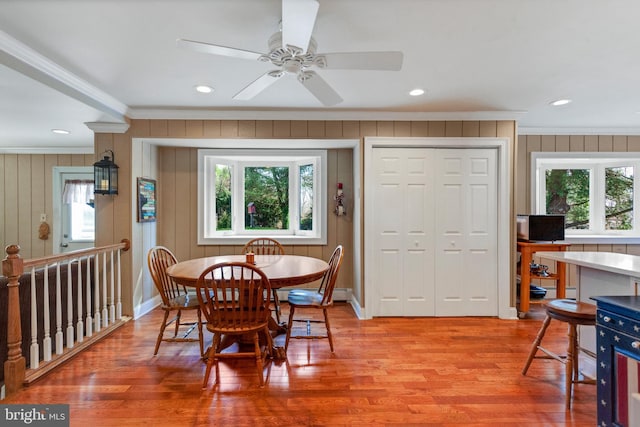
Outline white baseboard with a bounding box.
[133,294,161,320]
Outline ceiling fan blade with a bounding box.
[233,71,284,100]
[282,0,319,53]
[176,38,263,61]
[321,51,404,71]
[299,71,342,106]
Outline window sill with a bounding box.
[198,235,327,246]
[563,235,640,245]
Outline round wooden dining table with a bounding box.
[165,254,329,289]
[165,254,329,360]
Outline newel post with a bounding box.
[3,244,26,396]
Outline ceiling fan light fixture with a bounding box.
[195,85,213,94]
[409,88,425,96]
[550,99,571,106]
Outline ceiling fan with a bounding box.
[177,0,403,106]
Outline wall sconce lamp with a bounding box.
[94,150,119,195]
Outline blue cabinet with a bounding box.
[593,296,640,427]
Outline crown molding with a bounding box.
[85,122,130,134]
[128,107,526,122]
[0,29,129,122]
[519,127,640,136]
[0,146,92,154]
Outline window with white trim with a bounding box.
[532,153,638,237]
[198,149,327,245]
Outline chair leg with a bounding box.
[284,305,296,353]
[196,308,204,358]
[203,333,220,389]
[154,310,171,355]
[254,332,264,387]
[174,310,182,337]
[522,314,552,375]
[323,308,334,352]
[272,289,281,324]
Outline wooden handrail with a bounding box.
[2,239,130,397]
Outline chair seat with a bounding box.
[163,294,200,310]
[288,290,324,307]
[545,298,596,324]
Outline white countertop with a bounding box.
[535,251,640,277]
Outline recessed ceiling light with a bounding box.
[51,129,70,134]
[550,99,572,106]
[195,85,213,94]
[409,88,425,96]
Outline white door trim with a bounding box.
[363,137,517,320]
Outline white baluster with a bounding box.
[85,255,93,337]
[55,263,63,355]
[94,254,101,333]
[66,261,74,349]
[76,257,84,343]
[109,250,115,324]
[30,267,39,369]
[42,264,51,362]
[116,249,122,320]
[102,252,108,327]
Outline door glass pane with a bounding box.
[299,163,313,230]
[244,166,289,230]
[215,164,232,231]
[545,169,590,230]
[70,202,95,241]
[605,166,634,230]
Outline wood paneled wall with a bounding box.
[516,135,640,288]
[0,153,93,259]
[92,118,516,315]
[2,119,516,317]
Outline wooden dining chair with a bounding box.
[195,262,274,388]
[284,245,344,353]
[242,237,285,323]
[147,246,204,357]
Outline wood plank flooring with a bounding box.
[2,303,596,426]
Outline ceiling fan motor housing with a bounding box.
[260,32,326,75]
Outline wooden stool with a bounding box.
[521,299,596,410]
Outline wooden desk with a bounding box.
[517,241,570,317]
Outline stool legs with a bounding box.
[566,324,577,410]
[522,314,551,375]
[522,315,593,410]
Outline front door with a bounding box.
[53,167,95,253]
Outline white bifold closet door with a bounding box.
[370,147,498,317]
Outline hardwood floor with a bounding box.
[3,302,596,426]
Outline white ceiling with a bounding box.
[2,0,640,152]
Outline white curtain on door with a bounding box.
[62,180,94,204]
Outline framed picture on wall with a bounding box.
[137,177,156,223]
